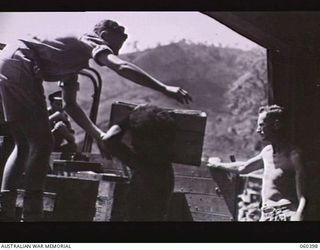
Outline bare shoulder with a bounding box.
[289,145,302,155]
[260,144,272,155]
[289,145,304,170]
[287,145,303,161]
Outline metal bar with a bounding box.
[78,68,102,153]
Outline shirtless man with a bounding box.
[207,105,306,221]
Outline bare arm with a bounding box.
[207,153,263,174]
[102,124,138,168]
[62,85,103,140]
[52,121,76,144]
[291,149,307,221]
[96,52,192,104]
[61,82,111,158]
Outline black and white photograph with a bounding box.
[0,10,320,242]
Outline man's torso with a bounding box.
[0,34,113,82]
[261,145,298,208]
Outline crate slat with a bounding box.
[109,102,207,166]
[16,189,56,212]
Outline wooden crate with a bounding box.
[18,174,99,221]
[70,171,129,221]
[52,160,104,174]
[16,189,56,212]
[109,101,207,166]
[45,175,99,221]
[15,189,56,221]
[168,163,240,221]
[49,152,131,221]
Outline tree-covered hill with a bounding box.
[44,40,267,160]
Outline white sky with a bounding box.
[0,12,259,53]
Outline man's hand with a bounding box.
[96,125,124,160]
[49,111,69,123]
[207,157,222,168]
[291,211,303,221]
[164,86,192,104]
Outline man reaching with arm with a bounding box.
[207,105,306,221]
[0,19,191,221]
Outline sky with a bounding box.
[0,12,260,54]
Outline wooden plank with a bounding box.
[69,172,127,222]
[174,169,239,220]
[89,154,133,179]
[173,164,213,178]
[55,170,130,222]
[73,172,129,183]
[109,182,130,221]
[206,12,289,53]
[73,172,128,221]
[174,176,221,195]
[168,193,233,221]
[172,110,207,133]
[191,211,233,222]
[98,180,117,198]
[109,102,134,125]
[89,154,125,170]
[94,196,113,221]
[185,193,232,216]
[16,190,56,212]
[50,152,62,161]
[109,102,207,166]
[209,168,240,220]
[174,131,204,145]
[173,149,203,166]
[172,132,204,166]
[52,160,103,173]
[167,193,193,221]
[44,175,99,221]
[110,102,207,133]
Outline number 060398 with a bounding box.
[300,244,318,248]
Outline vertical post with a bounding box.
[229,154,239,221]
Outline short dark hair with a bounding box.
[129,105,176,162]
[93,19,128,41]
[259,104,288,128]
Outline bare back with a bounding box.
[261,145,298,208]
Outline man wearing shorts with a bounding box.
[207,105,306,221]
[0,19,192,221]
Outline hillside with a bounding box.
[44,40,267,161]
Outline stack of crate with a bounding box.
[108,102,240,221]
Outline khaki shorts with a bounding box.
[0,50,47,123]
[260,204,296,221]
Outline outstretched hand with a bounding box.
[164,86,192,104]
[291,212,303,221]
[207,157,222,168]
[96,125,124,160]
